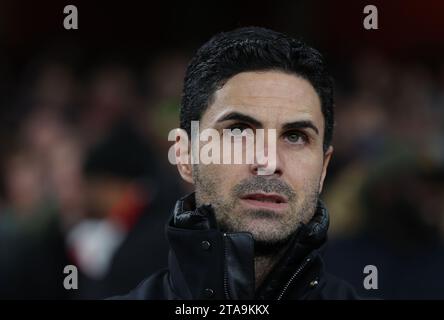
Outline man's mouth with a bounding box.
[240,193,289,210]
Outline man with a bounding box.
[116,27,358,299]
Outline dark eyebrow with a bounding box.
[216,112,263,128]
[282,120,319,135]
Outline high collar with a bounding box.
[166,192,330,299]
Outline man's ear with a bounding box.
[175,129,194,184]
[319,145,333,194]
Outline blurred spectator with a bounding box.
[69,121,175,298]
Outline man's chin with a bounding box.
[244,218,291,239]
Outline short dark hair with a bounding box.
[180,26,334,152]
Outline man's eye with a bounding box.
[284,131,307,145]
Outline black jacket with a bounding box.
[114,193,358,300]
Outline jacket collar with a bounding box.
[166,192,329,299]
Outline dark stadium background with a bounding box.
[1,0,443,299]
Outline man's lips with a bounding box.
[240,193,289,210]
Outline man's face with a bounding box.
[178,71,333,245]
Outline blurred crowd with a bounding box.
[0,52,189,298]
[0,48,443,299]
[323,52,444,299]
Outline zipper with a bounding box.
[223,233,230,299]
[276,256,312,300]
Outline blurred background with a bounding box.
[0,0,443,299]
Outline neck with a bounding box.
[254,245,288,289]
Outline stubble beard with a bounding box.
[193,165,320,256]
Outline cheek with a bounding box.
[283,153,324,189]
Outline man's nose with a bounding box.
[251,162,283,176]
[250,138,283,177]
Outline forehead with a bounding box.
[202,71,324,129]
